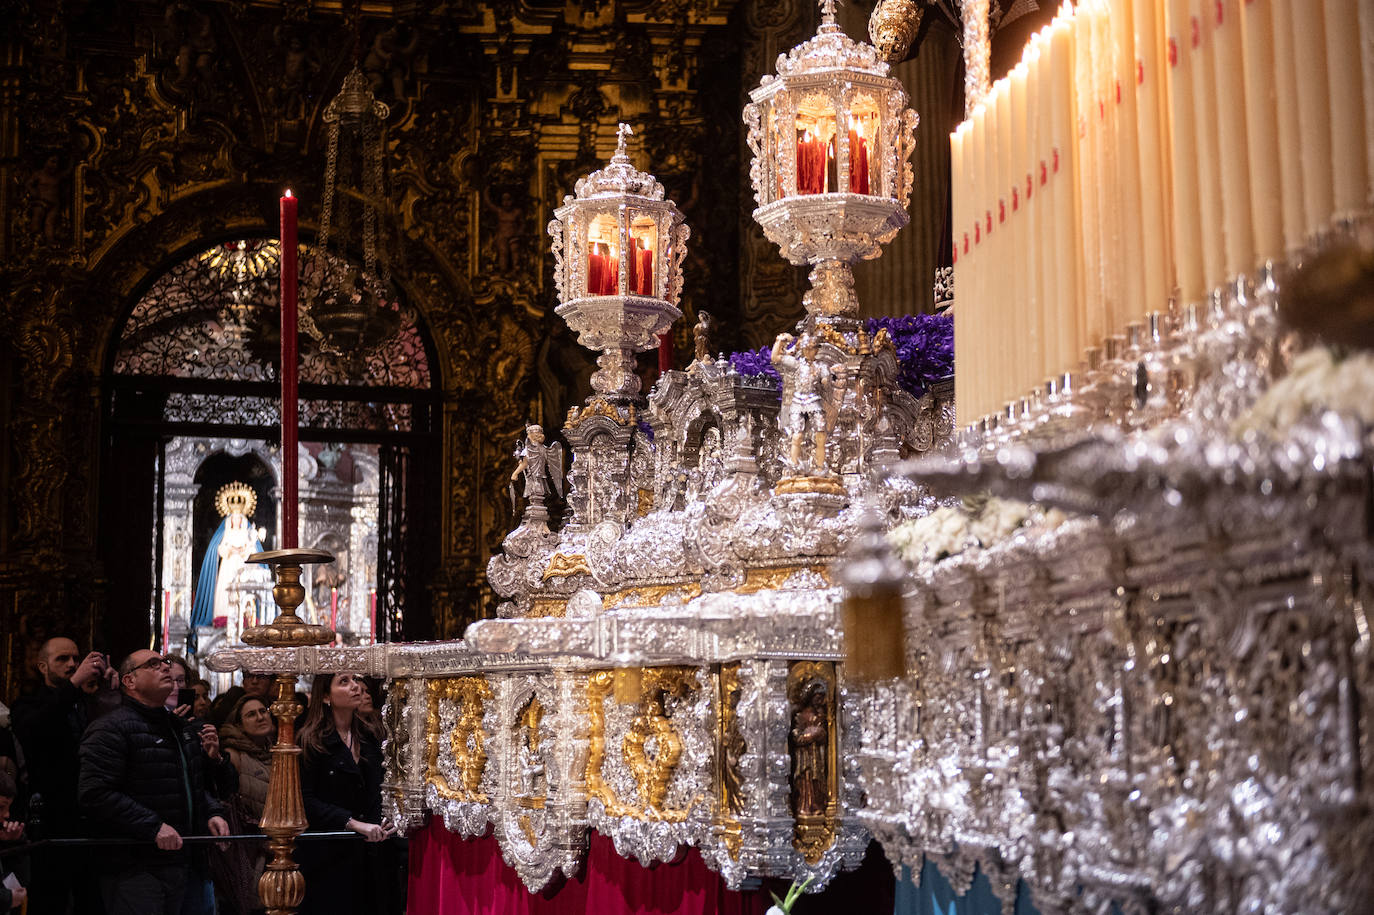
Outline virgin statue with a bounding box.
[191,481,266,641]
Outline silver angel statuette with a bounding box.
[510,424,565,530]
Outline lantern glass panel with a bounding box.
[848,95,881,196]
[586,211,621,296]
[626,212,658,297]
[795,94,838,195]
[765,99,782,204]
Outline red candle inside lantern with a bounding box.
[370,588,377,642]
[797,129,827,195]
[848,126,870,194]
[163,589,171,651]
[628,238,653,296]
[330,586,338,634]
[588,242,620,295]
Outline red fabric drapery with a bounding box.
[407,816,771,915]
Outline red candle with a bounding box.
[279,190,299,550]
[629,241,653,296]
[588,247,604,295]
[848,129,870,194]
[800,132,830,195]
[370,589,377,642]
[330,586,338,633]
[658,331,673,372]
[163,589,171,651]
[606,252,619,294]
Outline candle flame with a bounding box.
[284,189,293,198]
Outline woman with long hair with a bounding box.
[212,695,275,915]
[296,672,395,915]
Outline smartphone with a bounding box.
[177,687,197,709]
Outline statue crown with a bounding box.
[215,481,257,519]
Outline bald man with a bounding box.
[10,637,111,915]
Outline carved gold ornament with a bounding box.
[603,582,703,609]
[542,553,592,581]
[868,0,924,64]
[735,564,831,595]
[585,667,700,822]
[425,677,493,802]
[774,474,847,496]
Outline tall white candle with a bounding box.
[1324,0,1368,219]
[1029,31,1059,381]
[1359,0,1374,207]
[1271,0,1306,253]
[1166,0,1205,303]
[1189,0,1225,289]
[1112,0,1146,325]
[1076,6,1105,345]
[1050,8,1082,369]
[952,123,969,421]
[1212,0,1254,278]
[1134,0,1171,310]
[1012,61,1036,392]
[1240,0,1284,264]
[994,78,1014,406]
[1291,0,1333,241]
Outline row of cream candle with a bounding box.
[952,0,1373,425]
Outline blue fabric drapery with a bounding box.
[189,517,264,652]
[893,861,1038,915]
[191,518,228,630]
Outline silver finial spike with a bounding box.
[820,0,838,25]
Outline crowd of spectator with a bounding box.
[0,638,402,915]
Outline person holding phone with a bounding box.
[166,655,237,915]
[296,671,395,915]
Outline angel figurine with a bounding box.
[771,332,846,474]
[510,424,564,528]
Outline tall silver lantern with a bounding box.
[744,0,918,320]
[548,124,690,401]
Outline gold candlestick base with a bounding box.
[241,548,336,915]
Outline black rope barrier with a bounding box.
[0,831,362,859]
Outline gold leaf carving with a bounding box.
[542,552,591,581]
[585,667,701,822]
[735,564,831,595]
[425,677,493,803]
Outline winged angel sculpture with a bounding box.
[510,424,565,529]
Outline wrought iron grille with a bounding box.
[113,239,431,391]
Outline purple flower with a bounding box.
[636,419,655,441]
[729,346,782,392]
[865,313,954,399]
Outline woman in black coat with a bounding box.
[296,672,395,915]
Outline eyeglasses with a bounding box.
[130,656,173,673]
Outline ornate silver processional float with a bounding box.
[210,3,1374,913]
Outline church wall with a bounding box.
[0,0,837,697]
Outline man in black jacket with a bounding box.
[11,637,112,915]
[78,650,230,915]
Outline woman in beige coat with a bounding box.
[214,695,275,915]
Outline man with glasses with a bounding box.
[78,650,229,915]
